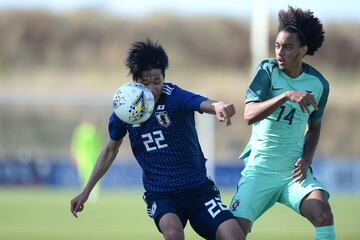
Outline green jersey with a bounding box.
[241,58,329,172]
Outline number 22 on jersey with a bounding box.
[141,130,168,151]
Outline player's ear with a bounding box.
[300,45,308,57]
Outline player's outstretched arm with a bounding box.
[200,99,236,126]
[244,90,318,125]
[71,139,123,218]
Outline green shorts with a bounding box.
[230,167,329,223]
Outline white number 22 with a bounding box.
[205,197,228,218]
[141,130,168,152]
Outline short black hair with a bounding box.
[125,39,169,80]
[278,6,325,56]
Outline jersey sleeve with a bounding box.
[245,61,272,103]
[309,78,329,123]
[173,85,208,112]
[108,112,128,141]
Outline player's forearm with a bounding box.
[82,141,121,196]
[244,93,288,125]
[199,99,217,114]
[302,124,321,165]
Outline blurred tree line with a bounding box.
[0,9,359,161]
[0,9,359,73]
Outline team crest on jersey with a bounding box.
[231,199,240,211]
[155,111,171,127]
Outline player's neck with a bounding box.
[284,62,303,79]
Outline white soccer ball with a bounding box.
[112,82,155,124]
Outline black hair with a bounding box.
[278,6,325,56]
[125,38,169,80]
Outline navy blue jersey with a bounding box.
[108,83,208,192]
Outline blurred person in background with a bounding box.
[71,117,104,201]
[230,6,335,240]
[71,39,245,240]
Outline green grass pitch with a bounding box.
[0,187,359,239]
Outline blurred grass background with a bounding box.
[0,188,359,240]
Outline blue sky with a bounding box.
[0,0,359,22]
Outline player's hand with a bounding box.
[292,158,311,182]
[213,101,236,126]
[285,91,318,114]
[71,192,89,218]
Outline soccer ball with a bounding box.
[112,82,155,124]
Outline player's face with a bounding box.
[136,69,164,103]
[275,31,307,77]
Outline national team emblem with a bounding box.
[156,111,171,127]
[231,199,240,211]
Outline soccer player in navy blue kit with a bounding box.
[71,39,245,240]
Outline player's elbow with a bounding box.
[244,117,254,125]
[243,102,259,125]
[243,110,255,125]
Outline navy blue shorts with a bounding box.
[143,178,234,240]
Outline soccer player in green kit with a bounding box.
[71,119,104,200]
[230,6,335,240]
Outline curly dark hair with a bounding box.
[278,6,325,56]
[126,38,169,80]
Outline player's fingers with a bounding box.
[225,104,236,118]
[292,167,305,178]
[295,173,306,182]
[302,93,317,110]
[72,201,84,218]
[307,96,318,110]
[222,106,230,119]
[294,175,302,182]
[292,168,300,177]
[224,104,236,126]
[299,100,311,114]
[293,169,302,180]
[77,204,84,212]
[71,200,77,213]
[221,108,232,126]
[304,104,311,114]
[226,118,232,126]
[298,102,305,113]
[217,112,225,122]
[294,167,307,181]
[72,203,79,218]
[294,159,302,167]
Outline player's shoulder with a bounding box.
[109,111,127,126]
[303,63,329,90]
[252,58,278,81]
[162,82,177,95]
[257,58,278,73]
[162,82,192,96]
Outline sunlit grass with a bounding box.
[0,187,359,240]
